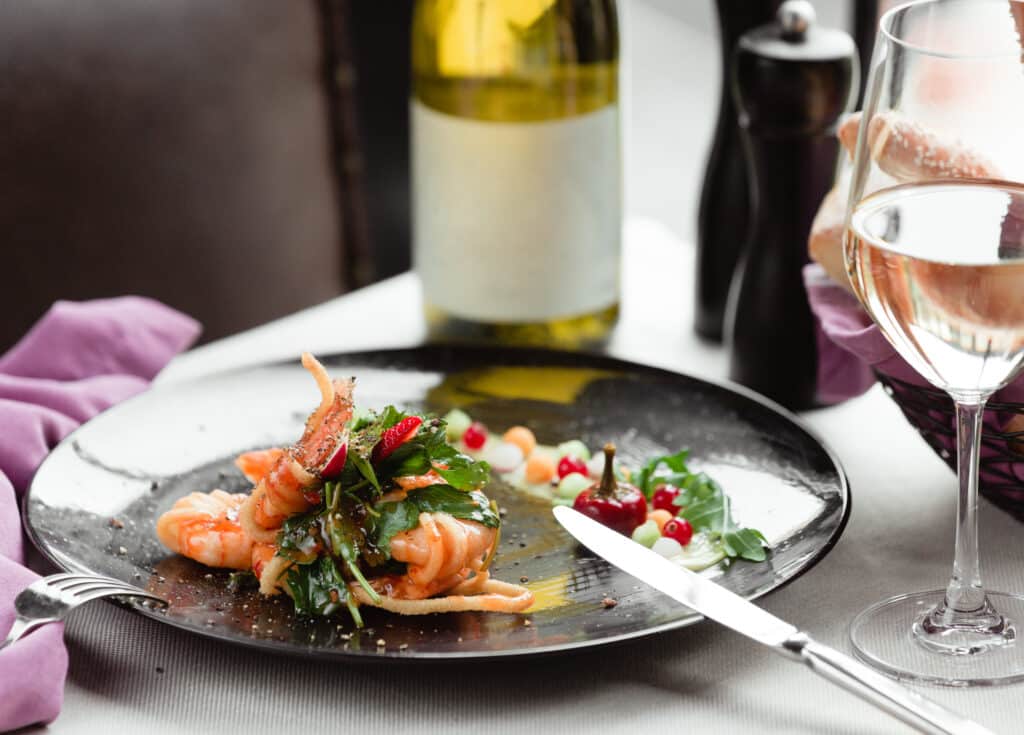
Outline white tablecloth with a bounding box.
[27,218,1024,735]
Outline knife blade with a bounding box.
[553,506,994,735]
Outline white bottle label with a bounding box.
[412,100,621,323]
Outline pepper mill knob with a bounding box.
[734,2,857,138]
[779,0,816,40]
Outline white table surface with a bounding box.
[28,217,1024,735]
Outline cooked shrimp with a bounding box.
[352,512,496,604]
[238,353,354,543]
[251,542,299,596]
[378,471,445,504]
[155,490,253,570]
[393,471,446,491]
[389,512,496,590]
[235,448,285,484]
[365,570,471,601]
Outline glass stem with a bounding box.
[945,396,990,615]
[914,393,1012,650]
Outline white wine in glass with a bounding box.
[848,182,1024,395]
[844,0,1024,686]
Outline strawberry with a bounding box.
[371,416,423,463]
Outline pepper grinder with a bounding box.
[695,0,782,342]
[852,0,879,105]
[724,0,857,410]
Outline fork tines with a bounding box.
[39,572,166,604]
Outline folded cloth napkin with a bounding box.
[0,298,199,732]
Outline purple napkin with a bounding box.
[805,263,907,402]
[0,297,199,732]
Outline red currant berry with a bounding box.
[557,455,588,479]
[662,518,693,546]
[651,483,681,513]
[462,421,488,450]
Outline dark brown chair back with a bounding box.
[0,0,370,348]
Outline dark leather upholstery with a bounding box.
[350,1,412,280]
[0,0,361,348]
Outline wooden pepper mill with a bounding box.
[725,0,857,410]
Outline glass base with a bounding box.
[850,590,1024,686]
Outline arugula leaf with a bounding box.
[675,471,721,507]
[635,449,692,499]
[373,485,500,554]
[352,405,406,435]
[407,485,499,526]
[348,405,375,432]
[723,527,768,562]
[285,556,349,617]
[670,468,768,564]
[678,492,728,534]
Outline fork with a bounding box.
[1,572,167,651]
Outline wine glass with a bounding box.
[844,0,1024,686]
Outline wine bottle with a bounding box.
[411,0,621,348]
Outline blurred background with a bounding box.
[0,0,853,349]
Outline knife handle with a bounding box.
[788,635,993,735]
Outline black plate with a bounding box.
[24,346,849,660]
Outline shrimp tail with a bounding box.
[301,352,336,430]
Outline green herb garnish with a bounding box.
[285,556,351,618]
[636,449,767,563]
[373,485,500,555]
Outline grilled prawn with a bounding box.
[155,490,253,570]
[237,353,354,544]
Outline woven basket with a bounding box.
[875,372,1024,521]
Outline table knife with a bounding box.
[552,506,994,735]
